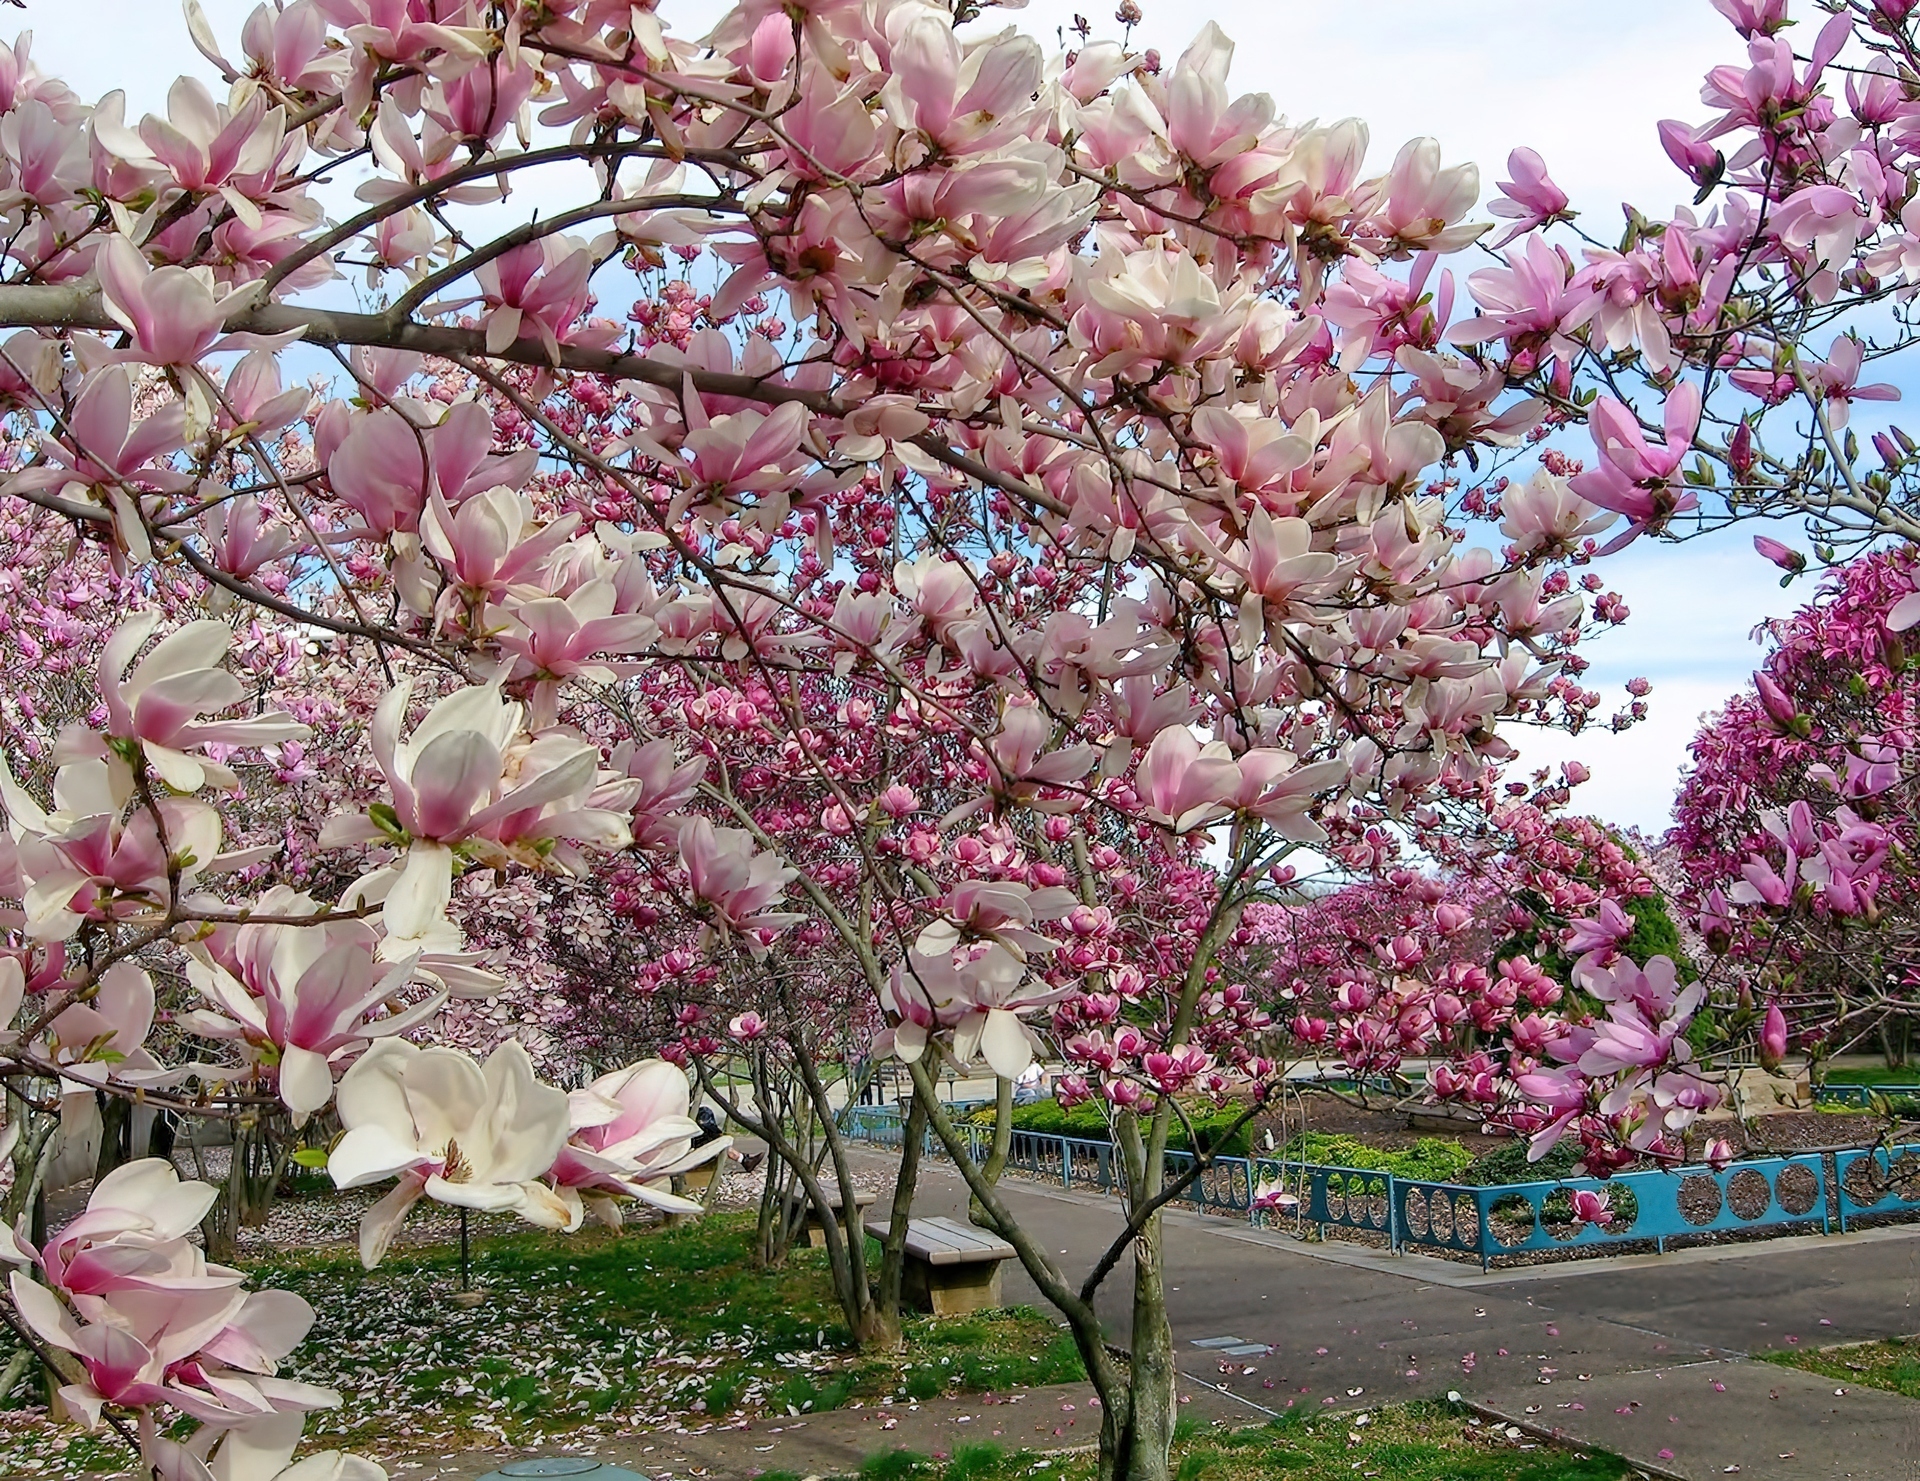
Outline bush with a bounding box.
[1264,1133,1474,1182]
[1457,1136,1582,1187]
[965,1099,1254,1155]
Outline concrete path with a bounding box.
[866,1147,1920,1480]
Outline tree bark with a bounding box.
[969,1075,1014,1228]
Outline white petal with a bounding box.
[382,842,453,942]
[356,1175,425,1269]
[279,1045,336,1119]
[327,1124,426,1190]
[979,1009,1035,1080]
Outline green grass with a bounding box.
[1760,1334,1920,1398]
[853,1403,1627,1481]
[230,1211,1080,1457]
[1818,1067,1920,1085]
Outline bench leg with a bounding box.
[922,1262,1005,1317]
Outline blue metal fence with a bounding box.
[840,1103,1920,1268]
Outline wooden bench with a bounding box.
[867,1215,1014,1317]
[781,1185,877,1247]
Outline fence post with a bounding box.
[1062,1142,1072,1191]
[1388,1175,1399,1255]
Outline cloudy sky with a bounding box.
[16,0,1825,834]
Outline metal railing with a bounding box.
[840,1105,1920,1269]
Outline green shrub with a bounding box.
[964,1099,1254,1155]
[1263,1133,1474,1182]
[1457,1135,1581,1187]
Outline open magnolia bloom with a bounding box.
[321,679,632,959]
[327,1039,571,1267]
[880,942,1072,1080]
[64,610,307,793]
[0,755,222,940]
[151,1410,388,1481]
[179,886,490,1125]
[547,1059,731,1228]
[2,1161,337,1432]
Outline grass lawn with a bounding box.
[837,1404,1629,1481]
[1817,1067,1920,1086]
[240,1211,1082,1457]
[1759,1334,1920,1399]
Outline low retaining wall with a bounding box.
[839,1105,1920,1269]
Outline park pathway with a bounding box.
[864,1147,1920,1480]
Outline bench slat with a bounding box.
[865,1215,1015,1266]
[781,1187,877,1213]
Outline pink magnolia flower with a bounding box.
[328,1038,572,1267]
[1500,469,1615,555]
[1366,138,1483,255]
[547,1059,731,1228]
[1806,335,1899,429]
[203,494,300,590]
[0,756,221,939]
[1759,1002,1789,1070]
[1658,120,1722,191]
[677,817,803,945]
[1711,0,1789,37]
[1488,149,1571,246]
[151,1410,387,1481]
[420,487,580,613]
[1568,383,1702,551]
[3,364,188,560]
[4,1160,336,1432]
[1137,725,1242,833]
[91,77,288,220]
[69,610,307,792]
[96,236,236,366]
[180,887,458,1124]
[1564,899,1634,957]
[915,878,1078,960]
[728,1011,766,1041]
[472,237,609,362]
[880,943,1068,1079]
[1567,1188,1613,1227]
[1448,236,1598,369]
[320,680,628,954]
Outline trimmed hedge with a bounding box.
[965,1099,1254,1155]
[1267,1133,1475,1182]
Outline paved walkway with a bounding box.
[403,1381,1247,1481]
[873,1148,1920,1481]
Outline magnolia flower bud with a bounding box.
[1760,1002,1789,1072]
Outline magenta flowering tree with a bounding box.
[1671,546,1920,1068]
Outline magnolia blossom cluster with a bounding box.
[1442,0,1920,557]
[327,1040,727,1266]
[0,0,1829,1468]
[0,1160,381,1481]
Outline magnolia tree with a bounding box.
[1671,546,1920,1070]
[0,0,1908,1478]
